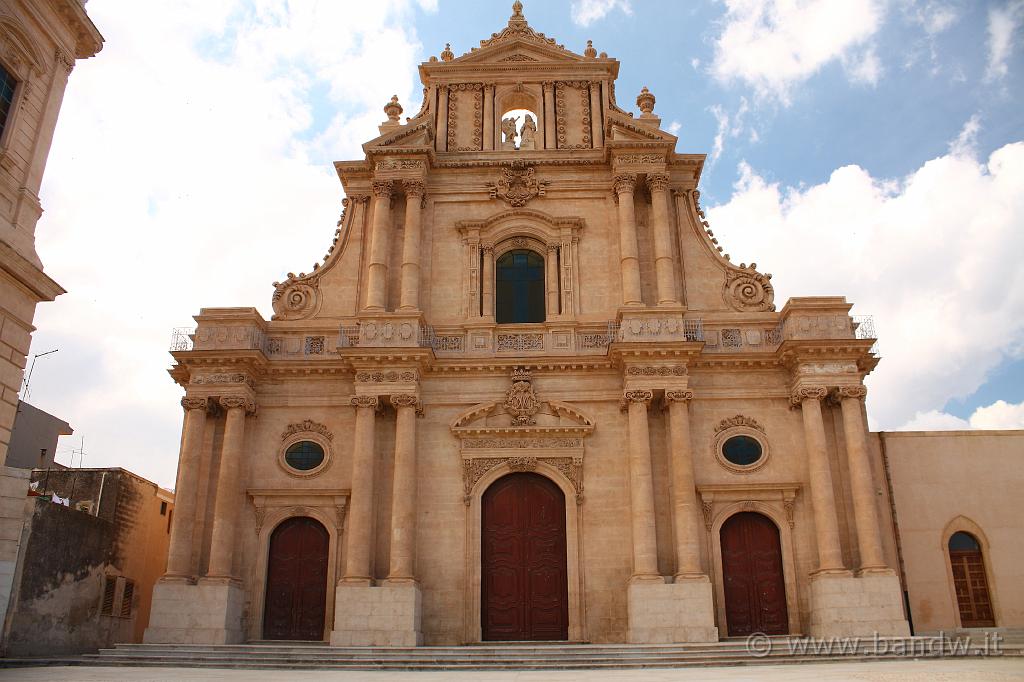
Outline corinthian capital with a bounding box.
[664,389,694,403]
[181,397,208,411]
[351,395,379,410]
[836,385,868,401]
[219,395,255,413]
[790,386,828,407]
[371,180,393,198]
[612,173,637,196]
[390,394,422,414]
[646,173,671,193]
[403,180,425,198]
[620,389,653,411]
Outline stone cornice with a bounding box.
[0,238,65,302]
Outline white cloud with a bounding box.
[899,410,971,430]
[28,0,429,488]
[706,131,1024,430]
[708,97,750,164]
[904,0,959,35]
[710,0,884,102]
[898,399,1024,430]
[985,0,1024,81]
[949,113,982,156]
[668,120,682,135]
[571,0,632,27]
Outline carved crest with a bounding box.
[488,164,548,207]
[713,415,765,434]
[504,368,540,425]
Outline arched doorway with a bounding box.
[481,472,568,640]
[495,249,545,324]
[263,516,329,640]
[720,512,788,636]
[949,531,995,627]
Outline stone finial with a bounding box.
[383,95,403,126]
[512,0,524,17]
[441,43,454,62]
[636,86,656,117]
[584,40,597,58]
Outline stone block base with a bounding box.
[143,578,245,644]
[330,583,422,647]
[809,571,910,638]
[627,577,719,643]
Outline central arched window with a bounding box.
[496,249,545,324]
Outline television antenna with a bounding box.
[20,349,58,401]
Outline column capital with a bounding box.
[219,395,255,413]
[835,385,868,401]
[181,397,209,411]
[665,389,694,404]
[351,395,380,410]
[481,243,495,254]
[402,179,426,197]
[646,173,671,193]
[371,179,393,198]
[620,389,653,411]
[612,173,637,196]
[542,81,554,91]
[390,394,423,415]
[546,242,560,253]
[790,386,828,407]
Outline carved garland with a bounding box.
[281,419,333,441]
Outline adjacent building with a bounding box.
[145,2,1022,647]
[5,400,73,469]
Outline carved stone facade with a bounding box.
[149,1,1024,651]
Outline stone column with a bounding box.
[365,180,393,311]
[614,174,642,306]
[545,243,559,318]
[342,396,379,584]
[399,180,425,311]
[623,389,659,580]
[647,173,678,306]
[436,86,448,152]
[589,81,603,147]
[206,395,254,579]
[481,245,495,320]
[793,387,845,573]
[543,82,556,149]
[837,386,887,571]
[386,395,420,583]
[665,390,703,578]
[165,397,208,577]
[483,85,494,151]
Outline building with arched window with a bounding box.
[145,2,1024,647]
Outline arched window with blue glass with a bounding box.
[495,249,546,324]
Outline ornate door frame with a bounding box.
[247,488,350,642]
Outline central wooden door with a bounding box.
[949,532,995,627]
[720,512,789,636]
[481,473,568,641]
[263,516,329,640]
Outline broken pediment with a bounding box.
[606,112,677,143]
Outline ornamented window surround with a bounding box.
[457,208,584,322]
[0,14,47,163]
[246,488,350,643]
[278,420,334,478]
[698,484,802,637]
[711,414,770,474]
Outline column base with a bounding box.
[143,577,245,644]
[808,571,910,638]
[626,577,719,643]
[330,583,422,647]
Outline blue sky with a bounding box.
[22,0,1024,486]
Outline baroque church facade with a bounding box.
[146,3,1020,647]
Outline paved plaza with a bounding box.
[3,659,1024,682]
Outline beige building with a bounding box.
[145,3,1021,647]
[0,0,102,643]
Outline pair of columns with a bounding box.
[613,173,677,307]
[343,394,421,585]
[793,385,886,573]
[622,389,703,581]
[365,179,425,312]
[166,395,255,580]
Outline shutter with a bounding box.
[120,580,135,617]
[101,576,116,615]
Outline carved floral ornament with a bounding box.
[724,264,775,313]
[714,415,765,434]
[281,419,333,441]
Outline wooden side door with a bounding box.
[720,512,789,636]
[950,548,995,627]
[263,516,329,640]
[481,473,568,641]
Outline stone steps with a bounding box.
[77,638,1024,671]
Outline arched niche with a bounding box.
[495,84,543,150]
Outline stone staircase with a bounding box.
[72,634,1024,671]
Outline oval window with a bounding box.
[284,440,325,471]
[721,435,763,467]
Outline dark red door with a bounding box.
[482,473,568,641]
[720,512,789,636]
[263,516,329,640]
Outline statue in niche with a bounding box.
[501,115,519,150]
[519,114,537,150]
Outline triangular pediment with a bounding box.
[606,112,678,143]
[362,119,434,152]
[454,38,585,65]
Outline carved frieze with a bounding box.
[625,365,687,377]
[462,455,584,505]
[190,373,255,389]
[374,159,425,171]
[355,369,419,383]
